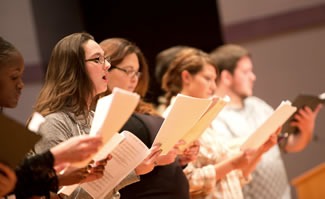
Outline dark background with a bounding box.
[31,0,223,105]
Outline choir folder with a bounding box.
[282,93,325,136]
[0,114,41,169]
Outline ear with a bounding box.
[220,70,233,87]
[181,70,192,86]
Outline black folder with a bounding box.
[282,94,325,136]
[0,114,41,169]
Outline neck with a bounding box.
[88,93,96,111]
[180,89,190,97]
[215,85,244,109]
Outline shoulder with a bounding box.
[245,96,268,106]
[44,111,73,121]
[133,113,164,129]
[122,114,146,130]
[121,114,151,146]
[35,112,75,153]
[245,96,274,112]
[40,112,75,138]
[121,113,164,146]
[43,112,77,127]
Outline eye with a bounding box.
[11,76,19,80]
[94,57,101,63]
[204,76,212,81]
[127,70,135,75]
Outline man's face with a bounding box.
[230,56,256,99]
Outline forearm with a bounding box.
[285,104,322,153]
[241,151,262,178]
[285,132,312,153]
[213,158,237,181]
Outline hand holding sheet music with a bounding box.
[180,95,229,150]
[59,131,162,197]
[73,88,140,168]
[81,131,150,199]
[153,94,213,155]
[242,100,297,150]
[282,92,325,136]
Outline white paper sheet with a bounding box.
[73,88,139,168]
[92,133,125,162]
[90,88,140,143]
[153,94,212,155]
[242,100,297,150]
[180,95,229,150]
[57,184,79,195]
[81,131,150,199]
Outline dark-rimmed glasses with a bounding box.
[109,66,141,78]
[85,55,111,65]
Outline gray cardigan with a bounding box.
[34,111,139,199]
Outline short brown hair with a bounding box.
[210,44,250,74]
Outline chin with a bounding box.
[98,87,108,94]
[239,94,250,101]
[8,102,18,108]
[242,90,253,98]
[127,88,135,92]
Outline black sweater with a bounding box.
[119,113,190,199]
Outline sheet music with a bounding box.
[180,96,229,150]
[90,88,140,143]
[81,131,150,199]
[242,100,297,150]
[92,133,124,162]
[153,94,212,155]
[57,184,79,195]
[73,88,139,167]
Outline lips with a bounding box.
[128,85,136,91]
[15,94,20,102]
[102,74,108,82]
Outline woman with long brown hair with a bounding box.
[99,38,199,199]
[31,33,161,199]
[0,36,104,199]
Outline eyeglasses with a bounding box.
[85,55,111,65]
[109,66,141,78]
